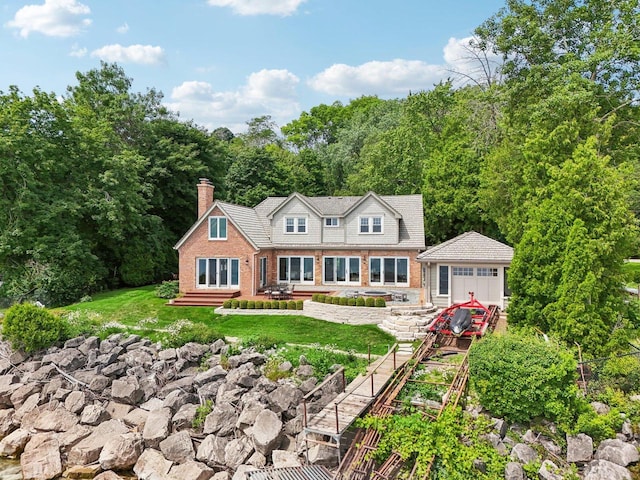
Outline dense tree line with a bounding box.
[0,0,638,355]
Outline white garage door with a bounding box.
[451,266,501,306]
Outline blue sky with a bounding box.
[1,0,505,132]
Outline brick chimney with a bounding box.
[197,178,215,219]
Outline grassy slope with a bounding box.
[57,285,396,355]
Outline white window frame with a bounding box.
[453,266,474,276]
[277,256,314,284]
[197,257,239,288]
[208,216,227,240]
[359,215,383,234]
[369,256,409,286]
[284,216,307,234]
[322,256,361,285]
[325,217,339,227]
[477,267,498,277]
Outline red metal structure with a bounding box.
[427,292,497,337]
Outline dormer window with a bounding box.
[209,216,227,240]
[359,216,383,234]
[325,217,339,227]
[285,216,307,234]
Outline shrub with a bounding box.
[312,294,319,302]
[192,400,213,429]
[365,297,375,307]
[271,300,279,309]
[356,297,366,307]
[469,333,579,425]
[296,300,304,310]
[230,299,240,309]
[164,322,223,348]
[316,294,326,303]
[375,297,386,307]
[255,300,264,309]
[574,406,624,442]
[243,335,278,352]
[288,300,297,310]
[339,297,348,306]
[247,300,255,309]
[279,300,288,309]
[263,301,271,310]
[263,356,292,381]
[155,280,179,299]
[222,299,232,309]
[324,296,333,304]
[2,303,70,353]
[333,297,341,305]
[348,298,357,306]
[239,300,248,309]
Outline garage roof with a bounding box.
[417,231,513,263]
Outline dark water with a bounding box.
[0,458,21,480]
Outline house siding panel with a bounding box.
[271,198,322,245]
[345,196,398,246]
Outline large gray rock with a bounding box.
[160,431,195,464]
[64,391,87,414]
[227,352,266,369]
[57,423,92,455]
[194,366,227,386]
[105,401,133,420]
[32,406,78,432]
[252,410,282,456]
[504,461,525,480]
[0,408,17,437]
[133,448,173,479]
[14,392,41,422]
[168,460,214,480]
[583,459,632,480]
[268,384,302,416]
[111,378,144,405]
[224,436,254,469]
[510,443,538,464]
[80,404,108,425]
[57,348,86,371]
[124,408,148,429]
[196,434,229,467]
[204,404,239,437]
[172,403,197,430]
[10,383,41,409]
[143,407,172,449]
[67,419,128,466]
[99,433,144,471]
[538,460,563,480]
[178,343,211,363]
[594,438,640,467]
[566,433,593,463]
[0,428,30,456]
[306,442,337,466]
[20,432,62,480]
[272,450,302,468]
[163,389,196,413]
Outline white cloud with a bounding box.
[7,0,91,38]
[116,22,129,34]
[308,37,503,97]
[69,43,87,57]
[166,69,300,132]
[442,36,502,84]
[207,0,306,16]
[308,59,445,97]
[90,44,166,66]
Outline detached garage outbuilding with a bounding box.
[418,231,513,310]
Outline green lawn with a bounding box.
[56,285,396,355]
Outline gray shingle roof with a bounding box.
[417,231,513,263]
[177,192,426,250]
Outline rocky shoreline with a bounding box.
[0,334,343,480]
[0,333,638,480]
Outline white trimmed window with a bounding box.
[285,217,307,234]
[325,217,339,227]
[209,216,227,240]
[369,257,409,285]
[197,258,239,287]
[477,267,498,277]
[323,256,360,284]
[278,256,314,283]
[453,267,474,276]
[359,216,383,234]
[438,265,449,295]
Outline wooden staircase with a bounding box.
[169,290,240,307]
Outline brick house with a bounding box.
[173,179,426,304]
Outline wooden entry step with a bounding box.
[170,290,240,306]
